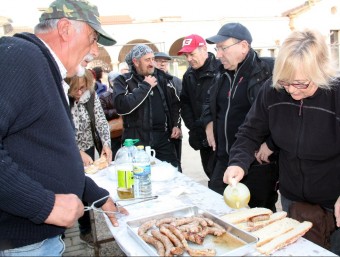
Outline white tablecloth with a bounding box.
[87,163,336,256]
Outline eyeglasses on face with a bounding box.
[214,41,240,52]
[77,86,87,93]
[277,80,311,89]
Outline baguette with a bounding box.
[93,156,108,170]
[84,165,99,174]
[221,207,273,224]
[256,221,313,255]
[235,211,287,232]
[249,214,270,223]
[252,217,300,247]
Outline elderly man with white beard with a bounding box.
[0,0,128,255]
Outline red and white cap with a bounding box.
[177,34,206,55]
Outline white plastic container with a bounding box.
[133,145,152,198]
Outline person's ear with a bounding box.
[132,58,139,68]
[57,18,72,41]
[240,40,250,53]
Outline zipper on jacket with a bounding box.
[296,98,305,199]
[299,160,306,200]
[299,99,303,116]
[224,62,246,154]
[224,73,234,154]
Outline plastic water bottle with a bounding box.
[133,145,152,198]
[114,139,139,199]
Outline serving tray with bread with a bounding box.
[220,207,313,256]
[85,165,335,256]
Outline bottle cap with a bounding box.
[123,139,139,146]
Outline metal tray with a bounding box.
[126,205,258,256]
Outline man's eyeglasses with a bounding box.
[277,80,311,89]
[214,41,240,52]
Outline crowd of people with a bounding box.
[0,0,339,255]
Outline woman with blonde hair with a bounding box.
[66,69,112,246]
[223,29,340,254]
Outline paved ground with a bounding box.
[62,126,281,256]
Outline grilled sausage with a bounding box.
[159,225,184,255]
[140,234,165,256]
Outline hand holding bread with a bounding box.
[84,156,109,174]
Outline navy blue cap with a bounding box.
[154,52,172,60]
[206,23,252,44]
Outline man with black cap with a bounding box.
[154,52,183,171]
[201,22,279,211]
[178,34,220,179]
[0,0,127,255]
[154,52,182,94]
[113,45,181,169]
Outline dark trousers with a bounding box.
[78,147,95,234]
[281,195,340,255]
[111,136,122,160]
[172,138,182,172]
[242,162,279,212]
[200,147,214,178]
[151,131,179,171]
[208,157,279,211]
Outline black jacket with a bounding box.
[229,79,340,209]
[113,68,180,145]
[201,49,274,156]
[181,52,220,131]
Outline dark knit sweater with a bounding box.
[0,33,109,250]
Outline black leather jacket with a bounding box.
[113,68,180,146]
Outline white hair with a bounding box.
[34,19,85,34]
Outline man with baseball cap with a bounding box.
[205,22,252,45]
[178,34,207,56]
[201,22,279,211]
[0,0,126,255]
[154,52,182,96]
[178,34,220,178]
[39,0,116,46]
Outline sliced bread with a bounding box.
[256,221,313,255]
[235,211,287,232]
[252,217,300,247]
[221,207,273,224]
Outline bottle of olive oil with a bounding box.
[115,139,139,199]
